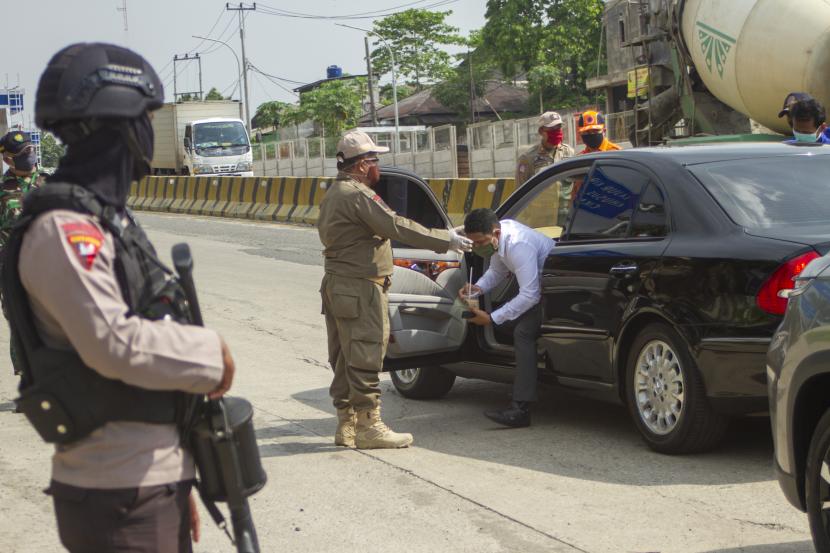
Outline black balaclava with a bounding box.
[49,112,154,209]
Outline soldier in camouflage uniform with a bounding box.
[0,131,44,232]
[515,111,575,186]
[0,131,44,376]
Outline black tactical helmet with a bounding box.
[35,43,163,132]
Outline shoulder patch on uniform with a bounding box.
[60,222,103,270]
[371,193,391,209]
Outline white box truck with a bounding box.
[151,100,254,177]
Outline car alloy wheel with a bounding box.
[633,339,685,436]
[395,368,421,386]
[625,322,727,454]
[390,365,456,400]
[806,410,830,553]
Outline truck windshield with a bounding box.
[193,121,249,149]
[688,152,830,229]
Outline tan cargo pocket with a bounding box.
[330,292,359,319]
[350,339,384,371]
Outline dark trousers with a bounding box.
[47,480,193,553]
[499,304,542,403]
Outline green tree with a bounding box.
[254,100,291,129]
[205,87,225,100]
[378,82,417,107]
[370,9,465,91]
[481,0,604,108]
[433,31,499,121]
[298,78,366,137]
[39,132,65,168]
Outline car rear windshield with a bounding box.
[688,154,830,229]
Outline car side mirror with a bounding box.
[184,137,192,150]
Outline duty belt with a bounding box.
[367,275,391,292]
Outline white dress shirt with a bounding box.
[474,219,555,325]
[476,219,556,324]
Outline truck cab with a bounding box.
[182,117,253,177]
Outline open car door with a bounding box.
[375,168,469,371]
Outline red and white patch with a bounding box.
[371,194,391,209]
[61,222,103,270]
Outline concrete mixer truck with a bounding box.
[589,0,830,145]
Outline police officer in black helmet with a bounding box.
[5,43,236,552]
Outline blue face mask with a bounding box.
[793,129,819,143]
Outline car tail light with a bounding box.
[756,250,820,315]
[393,258,460,281]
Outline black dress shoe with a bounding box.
[484,401,531,428]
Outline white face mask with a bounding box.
[793,129,819,143]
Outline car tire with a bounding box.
[625,323,728,454]
[806,409,830,553]
[390,366,456,400]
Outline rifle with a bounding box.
[172,243,265,553]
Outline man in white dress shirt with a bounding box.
[459,208,555,427]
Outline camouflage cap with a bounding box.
[0,131,33,156]
[538,111,563,128]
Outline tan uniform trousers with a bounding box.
[320,273,390,411]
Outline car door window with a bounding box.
[629,183,668,238]
[566,165,649,241]
[511,169,589,239]
[376,175,446,231]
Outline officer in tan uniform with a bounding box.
[5,43,235,552]
[318,130,472,449]
[515,111,575,186]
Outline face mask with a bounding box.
[793,129,818,143]
[11,147,37,173]
[472,237,498,258]
[582,133,604,150]
[544,128,564,147]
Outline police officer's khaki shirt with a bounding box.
[515,143,575,186]
[19,209,224,489]
[318,173,451,279]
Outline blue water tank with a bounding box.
[327,65,343,79]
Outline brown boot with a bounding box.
[355,407,413,449]
[335,407,356,447]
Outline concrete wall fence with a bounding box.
[129,175,518,227]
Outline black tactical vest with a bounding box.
[2,183,194,444]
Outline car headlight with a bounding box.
[193,164,214,175]
[236,161,252,172]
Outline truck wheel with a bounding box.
[181,167,190,176]
[390,366,455,400]
[806,409,830,553]
[625,323,727,454]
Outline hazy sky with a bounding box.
[5,0,487,129]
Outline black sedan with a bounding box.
[376,143,830,454]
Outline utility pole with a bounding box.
[468,50,476,124]
[117,0,128,31]
[226,2,256,132]
[172,54,203,102]
[364,37,378,126]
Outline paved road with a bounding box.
[0,213,815,553]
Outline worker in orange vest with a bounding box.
[577,110,622,154]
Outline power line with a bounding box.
[255,0,459,21]
[247,63,305,85]
[248,64,300,97]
